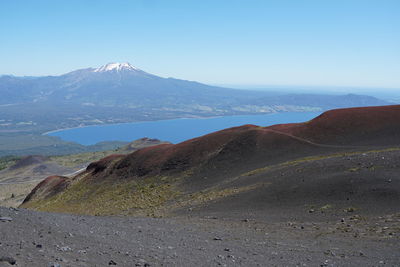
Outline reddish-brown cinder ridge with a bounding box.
[23,175,70,203]
[22,105,400,205]
[269,105,400,145]
[114,124,261,176]
[86,154,125,174]
[86,106,400,178]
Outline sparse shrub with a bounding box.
[320,204,333,211]
[344,207,356,213]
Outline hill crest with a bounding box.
[21,105,400,218]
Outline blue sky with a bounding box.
[0,0,399,88]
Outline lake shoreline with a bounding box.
[41,114,229,136]
[46,111,321,146]
[41,113,283,136]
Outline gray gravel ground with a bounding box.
[0,206,399,266]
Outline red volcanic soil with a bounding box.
[111,124,326,181]
[93,105,400,181]
[23,175,70,203]
[86,154,125,174]
[269,105,400,145]
[115,125,260,176]
[31,105,400,185]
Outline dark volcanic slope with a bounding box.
[270,105,400,145]
[21,105,400,220]
[8,155,48,170]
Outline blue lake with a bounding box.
[47,112,322,145]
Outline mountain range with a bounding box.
[0,62,390,133]
[0,62,393,156]
[0,62,387,108]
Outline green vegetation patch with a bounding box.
[50,151,117,168]
[348,167,360,172]
[320,204,333,211]
[0,155,21,171]
[171,182,269,211]
[22,176,180,217]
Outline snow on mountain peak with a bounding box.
[93,62,139,72]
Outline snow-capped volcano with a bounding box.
[93,62,139,72]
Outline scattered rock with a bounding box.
[324,250,336,257]
[59,246,72,252]
[213,237,222,241]
[0,217,12,222]
[0,256,16,265]
[108,260,117,265]
[48,263,61,267]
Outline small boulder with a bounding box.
[0,256,16,265]
[0,217,12,222]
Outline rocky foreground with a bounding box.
[0,206,399,266]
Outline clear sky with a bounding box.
[0,0,399,88]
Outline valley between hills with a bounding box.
[1,105,399,266]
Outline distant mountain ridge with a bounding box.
[0,62,391,134]
[0,62,388,107]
